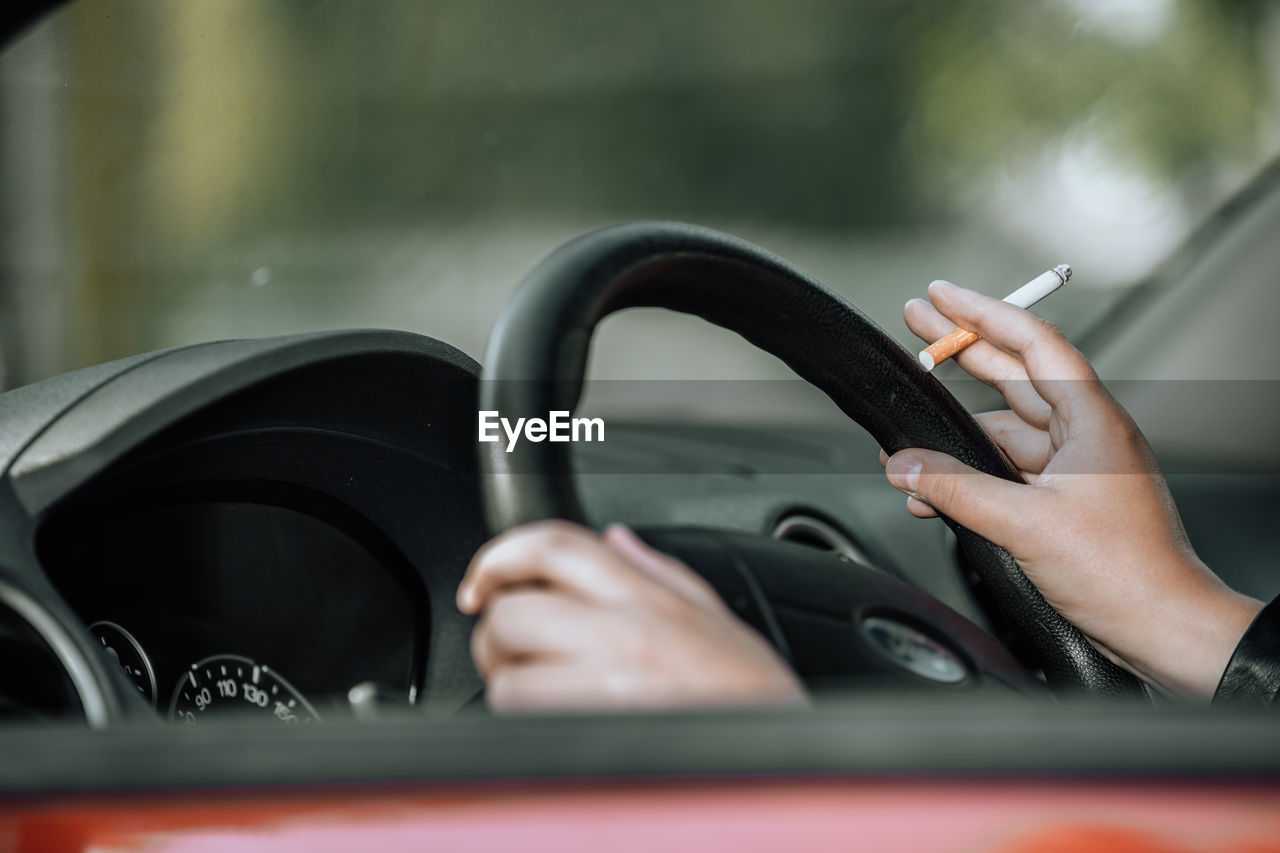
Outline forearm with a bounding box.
[1116,564,1264,699]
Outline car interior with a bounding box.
[0,0,1276,807]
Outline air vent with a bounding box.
[771,514,876,570]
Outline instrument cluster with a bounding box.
[41,498,429,723]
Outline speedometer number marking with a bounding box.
[242,682,269,707]
[169,654,320,725]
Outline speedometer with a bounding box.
[89,620,157,707]
[169,654,321,725]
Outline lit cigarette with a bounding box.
[918,264,1071,371]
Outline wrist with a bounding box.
[1124,562,1263,699]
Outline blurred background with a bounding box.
[0,0,1277,416]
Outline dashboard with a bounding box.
[5,323,1272,728]
[40,496,425,722]
[0,331,491,723]
[0,331,1276,805]
[2,326,1022,725]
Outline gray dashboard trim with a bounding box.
[7,330,480,516]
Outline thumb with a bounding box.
[884,449,1036,544]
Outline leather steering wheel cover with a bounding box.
[480,221,1145,698]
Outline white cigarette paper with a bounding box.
[1003,264,1071,310]
[918,264,1071,371]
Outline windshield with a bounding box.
[1,0,1277,392]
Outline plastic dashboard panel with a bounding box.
[6,322,1249,727]
[7,331,479,515]
[0,327,1274,809]
[0,325,1052,725]
[0,330,489,722]
[0,325,1014,728]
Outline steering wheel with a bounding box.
[479,221,1145,698]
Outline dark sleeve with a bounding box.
[1213,594,1280,707]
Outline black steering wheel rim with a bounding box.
[479,221,1144,698]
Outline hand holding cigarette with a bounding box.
[918,265,1070,370]
[882,281,1263,698]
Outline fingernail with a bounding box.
[603,522,633,543]
[456,584,474,613]
[886,454,922,491]
[928,280,957,294]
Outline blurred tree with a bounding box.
[4,0,1274,373]
[901,0,1272,202]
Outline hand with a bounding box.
[882,280,1263,698]
[456,520,805,710]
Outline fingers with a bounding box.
[457,521,630,614]
[471,589,597,677]
[603,524,726,612]
[924,280,1109,417]
[906,495,939,518]
[458,521,726,618]
[880,408,1053,519]
[924,281,1088,377]
[905,296,1026,382]
[462,522,733,683]
[884,449,1039,547]
[905,297,1052,428]
[487,662,625,710]
[461,521,806,712]
[884,445,1012,518]
[974,410,1053,474]
[885,448,939,516]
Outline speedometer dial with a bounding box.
[89,620,157,707]
[169,654,321,725]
